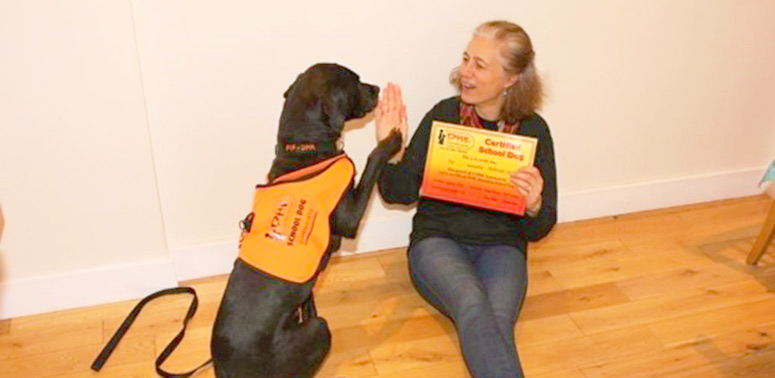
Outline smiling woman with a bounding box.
[374,20,557,378]
[450,21,543,126]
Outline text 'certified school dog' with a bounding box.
[210,63,402,377]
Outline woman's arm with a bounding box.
[377,109,436,204]
[518,120,557,241]
[375,83,439,205]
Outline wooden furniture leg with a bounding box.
[747,198,775,265]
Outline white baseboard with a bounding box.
[557,168,763,222]
[170,213,416,281]
[339,210,415,255]
[0,259,177,320]
[2,167,764,319]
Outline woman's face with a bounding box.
[459,35,518,118]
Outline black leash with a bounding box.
[91,286,213,377]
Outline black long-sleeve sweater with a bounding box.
[378,96,557,253]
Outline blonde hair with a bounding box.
[450,20,544,124]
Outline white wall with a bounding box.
[0,0,175,318]
[1,0,774,318]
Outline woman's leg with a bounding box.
[408,237,521,377]
[473,244,528,376]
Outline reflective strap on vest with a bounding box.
[239,154,354,283]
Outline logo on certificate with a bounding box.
[436,127,475,152]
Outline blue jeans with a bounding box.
[408,237,527,378]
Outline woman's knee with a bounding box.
[407,238,470,289]
[454,284,491,316]
[408,238,490,319]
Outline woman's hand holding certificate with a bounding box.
[510,166,544,217]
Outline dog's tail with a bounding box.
[90,287,213,377]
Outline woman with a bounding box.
[375,20,557,377]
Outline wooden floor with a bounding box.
[2,195,775,377]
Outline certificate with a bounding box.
[420,121,538,215]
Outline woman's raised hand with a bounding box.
[376,83,407,141]
[375,82,408,162]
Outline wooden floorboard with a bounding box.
[2,194,775,377]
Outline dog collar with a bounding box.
[276,140,341,155]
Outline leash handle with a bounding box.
[91,286,212,377]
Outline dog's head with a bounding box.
[279,63,379,143]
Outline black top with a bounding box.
[378,96,557,253]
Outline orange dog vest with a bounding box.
[238,154,355,283]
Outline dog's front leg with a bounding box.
[332,130,402,237]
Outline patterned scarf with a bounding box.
[459,102,519,134]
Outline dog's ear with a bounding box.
[322,68,369,128]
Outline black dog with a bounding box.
[210,63,402,377]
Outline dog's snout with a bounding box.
[361,83,379,97]
[358,84,380,116]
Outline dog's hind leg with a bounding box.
[275,316,332,378]
[299,293,318,321]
